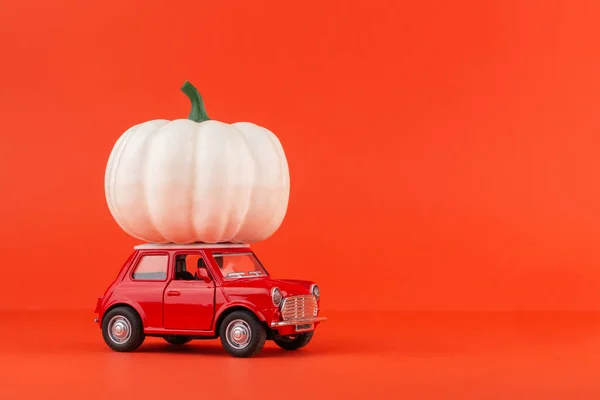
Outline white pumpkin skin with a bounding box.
[105,109,290,244]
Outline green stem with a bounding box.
[180,81,210,122]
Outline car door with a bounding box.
[162,251,215,331]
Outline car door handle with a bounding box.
[167,290,181,296]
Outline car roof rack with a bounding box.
[133,242,250,250]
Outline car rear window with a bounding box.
[132,254,168,280]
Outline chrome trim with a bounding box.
[310,284,320,300]
[280,295,319,321]
[225,272,245,278]
[270,317,328,328]
[107,315,132,344]
[225,271,264,279]
[271,287,282,307]
[225,319,252,349]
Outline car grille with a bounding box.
[281,295,318,321]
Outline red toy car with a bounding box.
[94,243,326,357]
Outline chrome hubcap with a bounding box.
[108,316,131,344]
[225,319,252,349]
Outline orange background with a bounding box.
[2,0,600,313]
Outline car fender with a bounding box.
[100,298,147,326]
[215,300,268,323]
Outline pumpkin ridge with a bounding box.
[105,131,127,229]
[106,123,144,238]
[141,122,172,243]
[229,123,257,240]
[258,125,290,240]
[216,126,237,241]
[189,122,200,241]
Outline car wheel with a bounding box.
[164,335,192,345]
[101,306,145,352]
[219,311,266,358]
[273,331,314,350]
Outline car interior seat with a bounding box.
[175,256,195,280]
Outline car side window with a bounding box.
[174,253,211,281]
[131,254,168,281]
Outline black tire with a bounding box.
[273,331,314,350]
[101,306,145,352]
[164,335,192,345]
[219,310,266,358]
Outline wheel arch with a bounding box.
[214,305,268,337]
[101,302,145,326]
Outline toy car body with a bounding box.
[94,243,326,357]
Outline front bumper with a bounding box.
[270,316,328,328]
[270,316,327,334]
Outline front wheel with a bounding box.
[219,311,266,358]
[273,331,314,350]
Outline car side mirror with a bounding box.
[198,268,211,283]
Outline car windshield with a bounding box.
[212,252,268,279]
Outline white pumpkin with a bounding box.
[104,81,290,244]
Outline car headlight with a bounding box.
[310,284,320,301]
[271,287,282,307]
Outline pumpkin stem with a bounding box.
[181,81,210,122]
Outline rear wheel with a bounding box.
[164,335,192,345]
[219,311,266,358]
[273,331,314,350]
[101,306,145,352]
